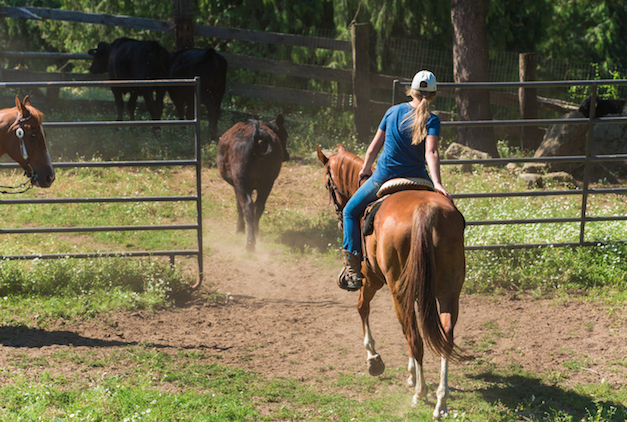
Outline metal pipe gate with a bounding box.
[0,79,205,287]
[394,78,627,251]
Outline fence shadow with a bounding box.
[467,371,625,420]
[0,325,225,351]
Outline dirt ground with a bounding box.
[1,163,626,396]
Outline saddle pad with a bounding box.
[377,177,434,197]
[362,198,385,237]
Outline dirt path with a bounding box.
[3,236,625,390]
[1,163,626,393]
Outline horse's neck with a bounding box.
[0,108,18,157]
[338,154,363,197]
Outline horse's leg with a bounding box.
[234,185,255,252]
[141,88,160,121]
[357,271,385,376]
[127,92,138,121]
[253,184,272,237]
[204,94,219,141]
[390,294,428,403]
[154,87,166,120]
[433,356,449,419]
[433,293,460,418]
[112,88,125,121]
[233,187,245,233]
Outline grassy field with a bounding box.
[1,92,626,421]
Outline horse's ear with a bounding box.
[337,144,347,152]
[15,95,28,116]
[316,146,329,166]
[23,95,32,107]
[275,114,284,127]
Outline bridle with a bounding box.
[324,165,349,224]
[1,112,36,194]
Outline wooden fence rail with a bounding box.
[1,5,577,141]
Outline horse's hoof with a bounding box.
[367,355,385,376]
[433,408,448,419]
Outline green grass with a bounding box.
[0,257,192,326]
[0,347,624,421]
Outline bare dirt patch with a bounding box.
[1,162,626,393]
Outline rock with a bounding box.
[445,142,492,160]
[543,171,579,188]
[519,173,544,188]
[445,142,492,172]
[506,163,521,173]
[522,162,548,174]
[534,111,587,173]
[534,110,627,180]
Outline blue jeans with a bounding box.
[342,177,381,254]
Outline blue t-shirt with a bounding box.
[372,102,441,183]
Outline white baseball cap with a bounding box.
[411,70,437,92]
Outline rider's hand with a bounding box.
[433,182,454,204]
[358,167,372,180]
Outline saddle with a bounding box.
[362,177,434,237]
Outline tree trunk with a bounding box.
[519,53,544,151]
[173,0,194,51]
[451,0,498,157]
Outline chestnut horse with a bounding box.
[0,96,55,191]
[317,144,466,418]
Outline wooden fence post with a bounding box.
[173,0,194,51]
[519,53,543,150]
[0,57,4,109]
[351,23,371,144]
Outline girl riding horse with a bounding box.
[339,70,452,291]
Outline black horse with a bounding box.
[578,96,627,118]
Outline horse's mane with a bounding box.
[330,149,365,196]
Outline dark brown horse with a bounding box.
[0,96,55,190]
[317,144,465,418]
[218,115,289,252]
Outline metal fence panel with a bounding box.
[394,79,627,251]
[0,79,205,286]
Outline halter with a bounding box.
[0,112,35,194]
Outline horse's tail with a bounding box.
[251,119,273,156]
[397,202,459,362]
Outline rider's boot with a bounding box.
[338,249,364,291]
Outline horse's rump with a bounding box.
[367,190,465,360]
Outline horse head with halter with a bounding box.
[1,95,55,193]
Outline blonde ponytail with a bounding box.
[403,88,437,145]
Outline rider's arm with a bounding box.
[359,129,385,178]
[425,134,453,202]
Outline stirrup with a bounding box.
[338,267,363,291]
